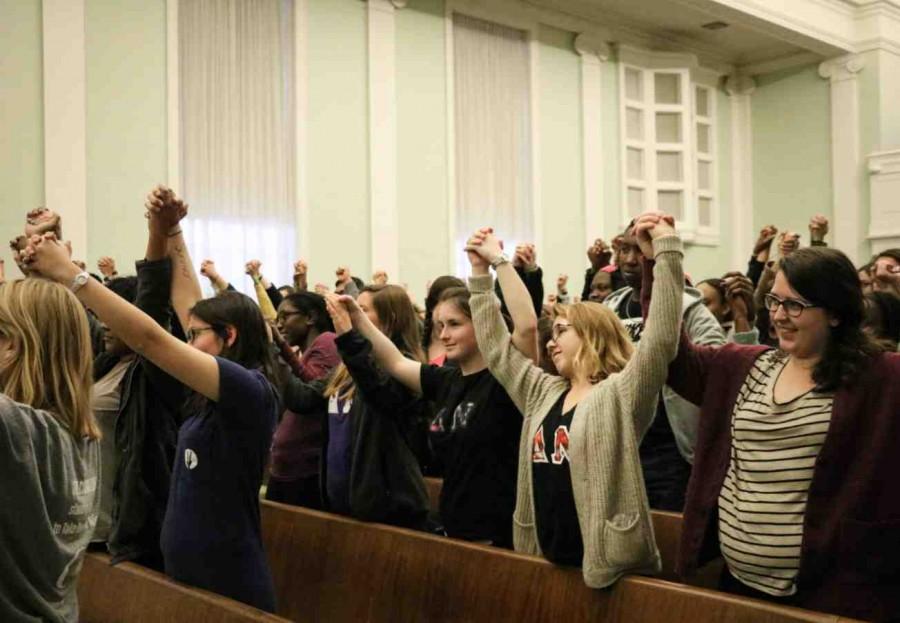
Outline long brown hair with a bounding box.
[325,285,425,400]
[557,302,634,382]
[0,279,99,439]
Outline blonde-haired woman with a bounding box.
[0,278,100,622]
[464,212,683,588]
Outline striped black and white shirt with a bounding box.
[717,351,834,596]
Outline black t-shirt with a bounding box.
[420,365,521,547]
[532,393,583,566]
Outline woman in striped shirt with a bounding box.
[665,247,900,621]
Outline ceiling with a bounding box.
[526,0,849,73]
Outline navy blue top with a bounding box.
[325,395,354,515]
[160,358,278,612]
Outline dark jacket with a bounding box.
[668,334,900,621]
[93,258,184,565]
[495,266,543,318]
[282,330,429,528]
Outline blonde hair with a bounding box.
[557,302,634,383]
[325,285,426,401]
[0,279,99,439]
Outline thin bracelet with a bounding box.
[168,229,182,237]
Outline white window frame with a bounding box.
[693,83,719,244]
[617,45,722,245]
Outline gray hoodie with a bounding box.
[605,284,725,463]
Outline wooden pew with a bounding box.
[261,501,858,623]
[78,552,290,623]
[424,477,721,587]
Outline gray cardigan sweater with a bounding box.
[468,235,684,588]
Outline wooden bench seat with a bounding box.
[77,552,290,623]
[261,501,859,623]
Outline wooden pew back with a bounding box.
[77,552,290,623]
[261,501,854,623]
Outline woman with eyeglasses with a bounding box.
[668,247,900,621]
[21,187,279,612]
[267,292,339,509]
[462,213,684,587]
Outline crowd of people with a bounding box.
[1,186,899,622]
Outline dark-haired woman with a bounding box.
[24,187,278,612]
[267,292,340,508]
[863,290,900,351]
[423,275,465,365]
[666,247,900,621]
[280,285,430,528]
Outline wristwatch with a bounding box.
[70,271,91,293]
[490,253,511,269]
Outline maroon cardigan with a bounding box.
[667,333,900,621]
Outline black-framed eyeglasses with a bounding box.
[186,327,216,343]
[763,293,818,318]
[276,311,304,323]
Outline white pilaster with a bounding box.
[867,149,900,254]
[42,0,87,257]
[724,73,755,271]
[295,0,310,266]
[166,0,180,193]
[574,33,611,251]
[819,54,865,265]
[367,0,402,281]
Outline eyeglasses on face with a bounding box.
[186,327,216,343]
[276,311,304,323]
[763,293,818,318]
[550,323,572,341]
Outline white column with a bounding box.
[819,54,865,265]
[724,73,756,271]
[574,33,611,251]
[367,0,403,281]
[166,0,181,193]
[42,0,88,257]
[294,0,310,265]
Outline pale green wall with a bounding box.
[537,24,584,296]
[396,0,448,299]
[305,0,369,289]
[86,0,167,273]
[0,0,43,279]
[682,89,734,280]
[751,64,832,241]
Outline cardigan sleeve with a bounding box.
[612,235,684,439]
[469,273,562,417]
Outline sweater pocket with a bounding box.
[603,512,648,568]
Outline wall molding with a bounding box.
[43,0,88,257]
[867,149,900,251]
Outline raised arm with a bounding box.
[146,187,203,333]
[25,233,223,402]
[329,293,422,394]
[245,260,278,322]
[465,232,558,416]
[467,229,539,363]
[615,214,684,438]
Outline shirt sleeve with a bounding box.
[215,357,276,430]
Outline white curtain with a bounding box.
[179,0,296,295]
[453,13,533,276]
